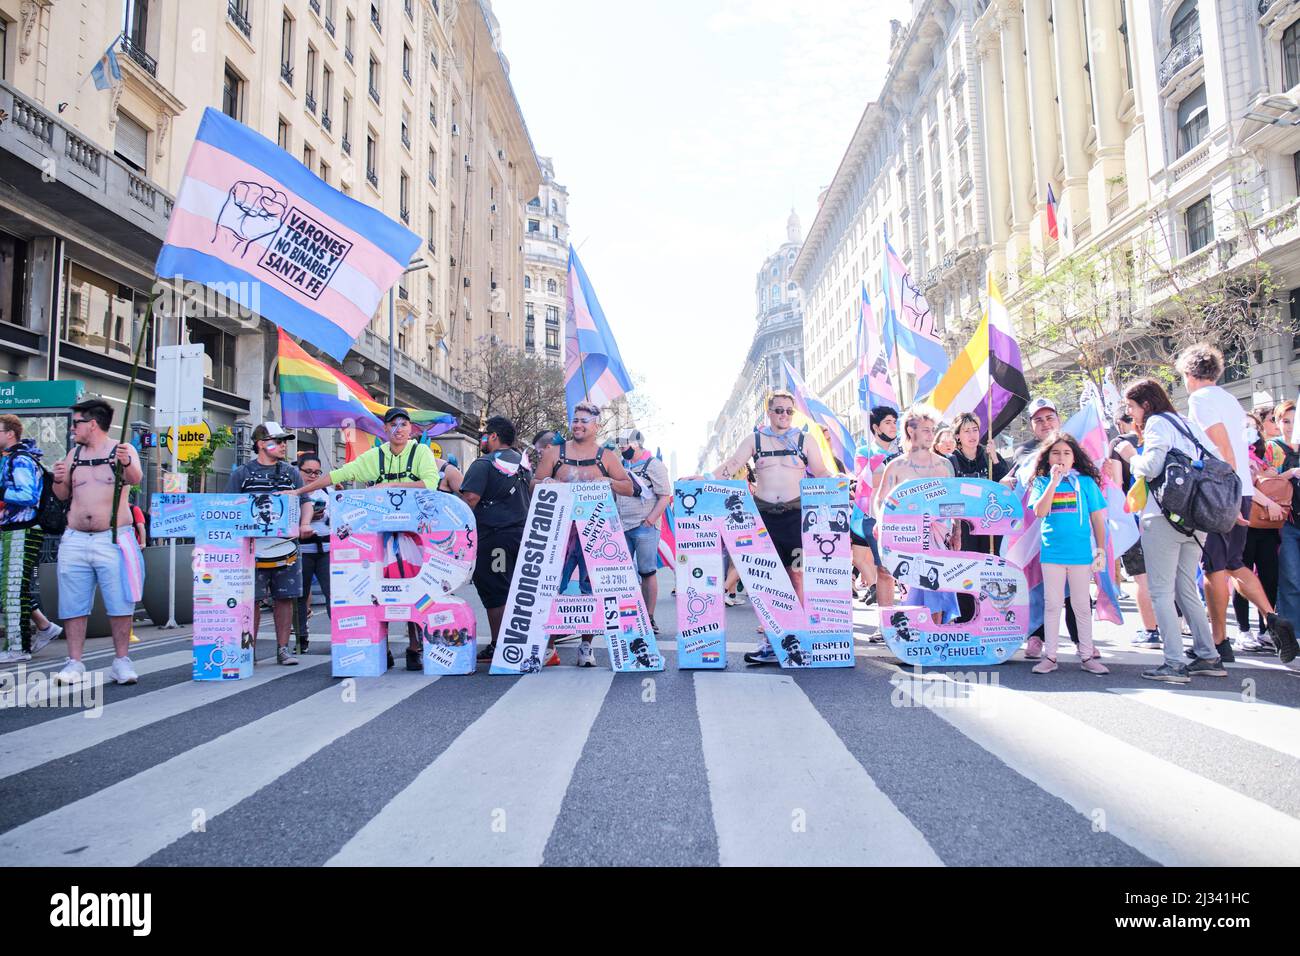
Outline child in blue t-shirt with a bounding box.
[1028,432,1110,676]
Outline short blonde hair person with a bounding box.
[768,390,796,409]
[899,405,939,452]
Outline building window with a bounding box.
[114,112,149,172]
[280,10,294,84]
[222,63,244,120]
[427,206,436,252]
[0,17,9,81]
[305,44,317,110]
[342,93,352,144]
[551,224,559,239]
[401,107,411,148]
[187,318,237,392]
[400,171,409,222]
[303,143,314,173]
[0,231,27,326]
[546,305,560,325]
[62,262,153,364]
[1118,0,1134,92]
[1170,0,1198,47]
[322,66,333,128]
[1285,19,1300,90]
[124,0,149,48]
[1177,84,1208,156]
[366,134,378,187]
[345,11,355,60]
[319,159,329,184]
[528,219,540,233]
[524,275,531,290]
[277,118,290,150]
[368,56,380,103]
[528,197,541,208]
[547,278,557,294]
[402,41,412,84]
[1186,195,1213,253]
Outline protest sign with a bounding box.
[671,478,854,669]
[328,487,477,676]
[877,477,1028,666]
[489,482,664,675]
[151,492,300,681]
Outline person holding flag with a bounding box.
[850,406,900,608]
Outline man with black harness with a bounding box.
[227,422,313,667]
[291,407,441,670]
[707,389,832,664]
[534,400,636,667]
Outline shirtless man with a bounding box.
[535,400,636,667]
[871,407,953,611]
[706,390,832,664]
[51,398,145,685]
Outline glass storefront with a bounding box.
[61,260,154,365]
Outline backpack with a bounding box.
[1148,413,1242,536]
[3,451,65,535]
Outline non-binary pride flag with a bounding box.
[277,330,457,440]
[157,107,421,360]
[931,272,1030,440]
[881,228,949,400]
[856,283,897,414]
[565,246,633,420]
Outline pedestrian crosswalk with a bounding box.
[0,636,1297,866]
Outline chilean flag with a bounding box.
[1046,183,1060,241]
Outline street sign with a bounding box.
[154,344,205,427]
[160,422,212,461]
[0,380,85,409]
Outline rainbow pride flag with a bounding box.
[277,330,457,440]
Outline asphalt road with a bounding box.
[2,572,1298,866]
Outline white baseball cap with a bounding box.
[1026,398,1058,418]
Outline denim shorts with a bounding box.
[624,524,662,577]
[57,527,144,618]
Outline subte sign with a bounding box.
[160,422,212,462]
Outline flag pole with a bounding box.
[111,290,155,545]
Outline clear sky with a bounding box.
[491,0,903,471]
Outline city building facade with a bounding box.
[793,0,991,432]
[523,155,567,364]
[976,0,1300,410]
[0,0,540,488]
[699,210,805,473]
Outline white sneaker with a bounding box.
[53,658,86,685]
[0,649,32,663]
[576,641,596,668]
[108,656,138,685]
[31,623,62,654]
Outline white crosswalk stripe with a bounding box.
[327,668,613,866]
[0,671,429,866]
[1,645,1297,865]
[0,657,330,778]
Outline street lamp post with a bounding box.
[389,258,429,404]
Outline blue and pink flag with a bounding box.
[782,358,855,470]
[882,228,949,400]
[156,107,422,360]
[656,505,676,570]
[856,283,897,416]
[565,246,633,420]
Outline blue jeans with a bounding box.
[1277,522,1300,628]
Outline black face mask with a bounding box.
[622,447,635,461]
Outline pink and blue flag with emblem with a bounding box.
[156,107,422,360]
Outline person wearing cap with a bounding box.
[226,422,313,666]
[617,429,673,634]
[290,407,440,670]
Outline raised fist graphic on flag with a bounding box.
[213,181,287,258]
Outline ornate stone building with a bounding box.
[698,211,806,472]
[523,156,567,364]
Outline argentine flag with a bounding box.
[90,43,123,91]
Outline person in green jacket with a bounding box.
[289,408,441,670]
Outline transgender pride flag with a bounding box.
[156,108,421,360]
[882,227,949,400]
[565,245,633,420]
[856,283,897,416]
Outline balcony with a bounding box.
[341,134,351,154]
[0,79,173,261]
[428,106,437,125]
[403,68,412,85]
[400,207,410,224]
[398,283,408,300]
[1260,0,1279,13]
[227,1,252,39]
[428,170,436,186]
[401,130,410,149]
[309,0,321,14]
[305,92,317,114]
[119,34,157,77]
[321,112,332,132]
[369,85,380,106]
[281,63,294,86]
[1159,31,1203,88]
[1171,140,1210,181]
[367,169,379,188]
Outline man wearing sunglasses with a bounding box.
[534,400,636,667]
[292,407,441,670]
[706,390,832,664]
[50,398,145,686]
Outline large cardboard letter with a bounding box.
[671,477,854,669]
[877,477,1028,666]
[150,492,301,681]
[329,487,478,676]
[490,481,664,674]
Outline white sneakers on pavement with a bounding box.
[108,656,139,684]
[31,622,62,654]
[52,658,87,685]
[0,649,32,663]
[576,640,596,668]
